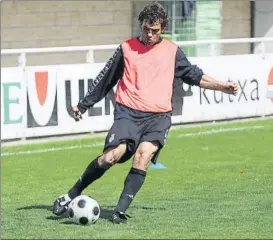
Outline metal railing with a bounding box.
[1,37,273,67]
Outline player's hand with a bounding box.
[72,106,83,122]
[222,80,239,95]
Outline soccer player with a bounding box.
[53,2,238,224]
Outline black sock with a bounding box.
[68,157,107,199]
[114,167,146,214]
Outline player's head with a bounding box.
[138,2,168,46]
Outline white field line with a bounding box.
[1,142,104,157]
[1,125,266,157]
[178,125,264,138]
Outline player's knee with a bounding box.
[98,152,117,169]
[133,150,153,170]
[98,144,126,169]
[97,154,112,169]
[133,142,159,170]
[133,152,151,170]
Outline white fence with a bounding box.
[1,37,273,67]
[1,37,273,141]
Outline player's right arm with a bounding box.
[73,46,124,121]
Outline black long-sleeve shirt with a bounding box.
[77,38,203,116]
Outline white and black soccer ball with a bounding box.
[68,195,100,225]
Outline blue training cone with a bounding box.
[149,162,167,170]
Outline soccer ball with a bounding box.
[68,195,100,225]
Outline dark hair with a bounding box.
[138,2,168,29]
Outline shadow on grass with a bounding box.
[60,208,114,225]
[16,204,166,223]
[102,205,166,211]
[16,205,52,211]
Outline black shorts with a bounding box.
[103,114,171,164]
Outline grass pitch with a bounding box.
[1,118,273,239]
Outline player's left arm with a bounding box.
[199,74,238,95]
[174,47,238,95]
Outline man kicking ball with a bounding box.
[53,2,238,224]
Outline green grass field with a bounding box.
[1,118,273,239]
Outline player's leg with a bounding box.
[111,141,158,224]
[52,118,138,216]
[111,115,171,224]
[52,144,127,216]
[67,144,127,199]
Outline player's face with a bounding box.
[141,20,163,46]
